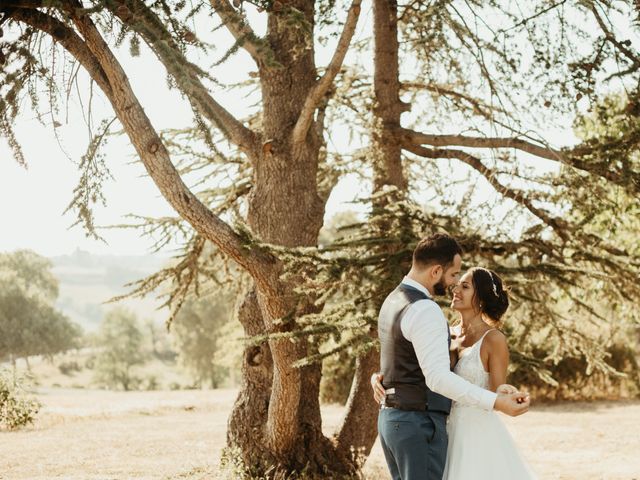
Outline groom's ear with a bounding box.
[430,264,443,279]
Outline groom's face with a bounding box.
[433,254,462,296]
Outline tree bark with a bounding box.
[372,0,408,193]
[241,2,347,470]
[228,2,366,474]
[334,345,380,458]
[227,288,277,472]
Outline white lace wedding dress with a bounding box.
[443,329,537,479]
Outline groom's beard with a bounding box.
[433,279,447,296]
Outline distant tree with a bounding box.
[93,308,146,391]
[145,318,177,363]
[172,292,234,388]
[0,250,82,368]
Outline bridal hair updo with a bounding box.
[469,267,510,325]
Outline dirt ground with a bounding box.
[0,388,638,479]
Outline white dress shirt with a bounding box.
[400,277,498,411]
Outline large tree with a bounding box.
[1,1,639,477]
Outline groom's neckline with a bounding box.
[401,277,433,298]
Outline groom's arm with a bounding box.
[401,300,497,411]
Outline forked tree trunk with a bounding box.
[225,2,354,474]
[224,1,382,475]
[225,1,406,475]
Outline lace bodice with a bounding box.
[453,328,495,390]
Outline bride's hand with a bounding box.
[494,390,531,416]
[371,372,385,404]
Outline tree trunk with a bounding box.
[226,2,363,476]
[334,346,380,459]
[335,0,412,462]
[372,0,407,194]
[227,288,277,472]
[334,0,409,462]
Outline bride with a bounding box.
[444,267,535,479]
[372,266,536,479]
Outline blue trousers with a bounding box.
[378,408,448,480]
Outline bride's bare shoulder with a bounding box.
[483,329,509,353]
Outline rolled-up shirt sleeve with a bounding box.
[401,299,497,411]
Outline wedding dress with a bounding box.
[443,329,537,479]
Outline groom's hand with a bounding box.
[371,373,385,404]
[496,384,518,395]
[494,391,530,416]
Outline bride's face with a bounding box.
[450,271,477,312]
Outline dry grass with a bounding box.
[0,388,638,479]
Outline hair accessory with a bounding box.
[487,270,499,297]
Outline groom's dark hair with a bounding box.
[413,233,463,270]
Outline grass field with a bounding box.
[0,388,638,479]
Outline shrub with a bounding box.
[58,360,82,376]
[143,375,159,391]
[0,370,40,430]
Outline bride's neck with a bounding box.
[458,311,486,336]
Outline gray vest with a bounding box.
[378,283,452,413]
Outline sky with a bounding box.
[0,4,580,258]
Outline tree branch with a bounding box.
[9,5,279,293]
[398,127,640,195]
[209,0,276,68]
[105,0,260,157]
[5,0,260,156]
[397,127,563,161]
[590,5,640,68]
[291,0,362,147]
[402,141,571,240]
[6,9,113,97]
[402,82,508,118]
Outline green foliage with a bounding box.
[93,308,147,391]
[320,347,354,405]
[0,249,58,300]
[0,250,82,362]
[172,290,236,388]
[64,117,117,240]
[0,369,40,430]
[510,341,640,401]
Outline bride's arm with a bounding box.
[483,330,510,392]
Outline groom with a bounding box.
[374,233,529,480]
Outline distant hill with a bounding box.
[51,249,172,332]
